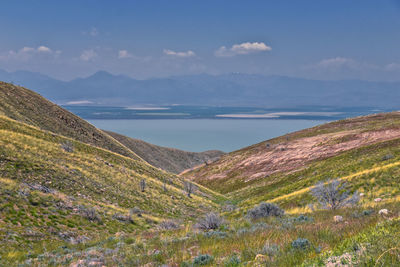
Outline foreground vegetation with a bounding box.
[1,111,398,266]
[0,82,399,266]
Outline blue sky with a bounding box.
[1,0,400,80]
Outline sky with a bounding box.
[1,0,400,81]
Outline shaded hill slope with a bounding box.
[106,130,224,173]
[0,81,141,160]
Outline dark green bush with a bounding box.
[193,254,213,265]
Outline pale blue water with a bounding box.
[88,119,327,152]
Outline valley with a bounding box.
[0,82,399,266]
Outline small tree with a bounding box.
[183,180,196,198]
[311,179,359,210]
[140,179,146,192]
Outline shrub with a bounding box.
[195,212,224,231]
[222,204,237,212]
[247,202,284,220]
[60,141,74,152]
[224,255,241,266]
[112,213,134,223]
[293,214,313,223]
[79,206,101,222]
[159,220,180,230]
[250,222,271,232]
[193,254,213,265]
[130,207,142,217]
[353,209,374,218]
[382,154,394,161]
[310,179,359,210]
[259,241,279,257]
[203,230,228,239]
[291,238,311,250]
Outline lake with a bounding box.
[88,119,327,152]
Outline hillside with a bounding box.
[0,82,141,161]
[0,82,399,266]
[0,110,399,266]
[0,114,224,265]
[184,112,400,196]
[106,130,224,173]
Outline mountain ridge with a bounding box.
[1,69,400,108]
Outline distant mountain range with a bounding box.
[1,69,400,108]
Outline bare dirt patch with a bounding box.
[189,128,400,183]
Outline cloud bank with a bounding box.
[118,50,134,59]
[0,46,60,61]
[80,49,97,61]
[215,42,271,57]
[163,49,196,58]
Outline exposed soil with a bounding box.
[187,128,400,183]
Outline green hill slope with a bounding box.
[1,80,399,266]
[0,114,224,264]
[106,130,224,174]
[0,82,141,160]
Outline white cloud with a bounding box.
[66,100,93,105]
[316,57,356,69]
[0,45,59,61]
[215,42,271,57]
[82,27,99,37]
[80,49,97,61]
[118,50,133,59]
[385,63,400,71]
[89,27,98,36]
[37,46,52,53]
[163,49,196,58]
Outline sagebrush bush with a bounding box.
[159,220,180,230]
[195,212,224,231]
[112,213,134,223]
[222,203,237,212]
[130,207,142,217]
[203,230,228,239]
[247,202,284,219]
[224,254,240,266]
[292,214,313,223]
[311,179,359,210]
[193,254,213,265]
[259,241,279,257]
[291,238,311,250]
[382,154,394,161]
[79,206,101,222]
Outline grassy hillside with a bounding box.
[184,112,400,195]
[106,130,224,173]
[0,82,141,160]
[0,114,225,265]
[1,83,399,267]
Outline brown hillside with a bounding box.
[106,130,225,173]
[184,112,400,191]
